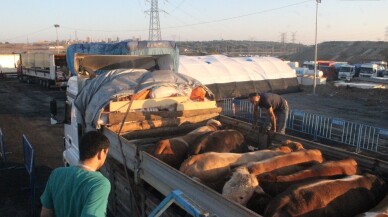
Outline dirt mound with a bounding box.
[285,41,388,64]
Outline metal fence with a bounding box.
[22,134,36,217]
[0,128,6,162]
[221,98,388,154]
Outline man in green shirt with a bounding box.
[40,131,111,217]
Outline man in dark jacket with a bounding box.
[249,92,289,134]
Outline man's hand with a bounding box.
[41,207,54,217]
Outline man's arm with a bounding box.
[40,207,54,217]
[267,107,276,132]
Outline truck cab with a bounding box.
[338,64,355,80]
[63,75,80,166]
[359,63,378,78]
[370,61,387,77]
[301,61,324,77]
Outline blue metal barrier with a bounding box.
[22,134,36,217]
[377,129,388,153]
[0,128,6,162]
[149,190,210,217]
[222,98,263,123]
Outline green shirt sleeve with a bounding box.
[81,179,111,217]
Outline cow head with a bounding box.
[273,146,292,153]
[206,119,222,129]
[222,166,264,205]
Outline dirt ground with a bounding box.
[283,82,388,129]
[0,78,387,217]
[0,78,65,217]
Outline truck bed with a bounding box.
[101,115,388,217]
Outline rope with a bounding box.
[116,100,142,217]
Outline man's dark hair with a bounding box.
[248,92,260,98]
[79,131,110,161]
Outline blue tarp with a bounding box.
[66,40,179,76]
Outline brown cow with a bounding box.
[258,163,318,198]
[222,150,323,205]
[247,149,323,176]
[180,149,288,183]
[264,174,387,217]
[257,158,357,198]
[272,158,358,182]
[188,129,246,155]
[153,119,221,168]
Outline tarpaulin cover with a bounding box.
[67,40,179,75]
[74,69,204,130]
[178,55,299,99]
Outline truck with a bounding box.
[370,61,388,77]
[303,61,348,81]
[359,63,379,78]
[338,64,355,80]
[19,53,69,88]
[61,42,388,217]
[0,54,20,77]
[301,60,326,77]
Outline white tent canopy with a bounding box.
[178,55,299,99]
[179,55,296,84]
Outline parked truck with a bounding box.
[338,64,355,80]
[19,53,69,88]
[62,42,388,217]
[371,61,388,77]
[0,54,20,77]
[359,63,379,78]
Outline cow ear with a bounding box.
[254,185,265,194]
[230,163,246,170]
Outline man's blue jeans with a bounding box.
[276,106,289,134]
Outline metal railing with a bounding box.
[221,98,388,155]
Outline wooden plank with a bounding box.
[109,97,189,112]
[107,113,219,133]
[109,101,130,112]
[106,107,222,124]
[130,97,188,111]
[177,101,217,111]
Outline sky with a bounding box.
[0,0,387,45]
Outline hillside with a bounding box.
[283,41,388,64]
[1,40,387,65]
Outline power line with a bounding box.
[60,26,147,33]
[169,0,187,13]
[2,0,311,41]
[1,26,52,42]
[52,0,312,33]
[163,0,311,30]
